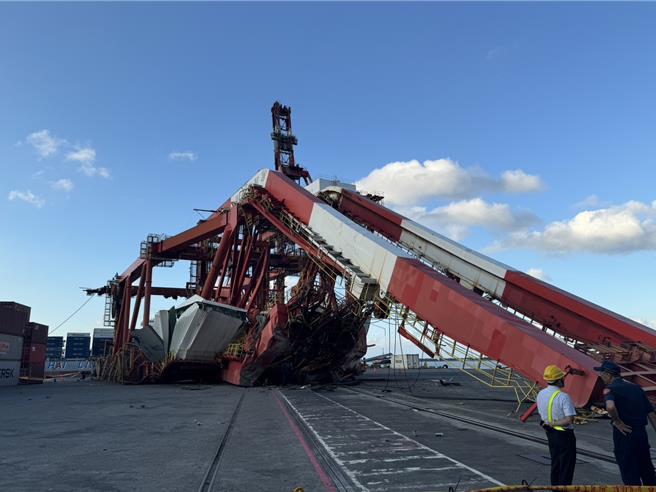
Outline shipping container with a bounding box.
[24,322,48,344]
[0,359,21,386]
[0,334,24,361]
[65,333,90,359]
[0,301,30,337]
[21,343,46,365]
[47,349,63,359]
[92,338,113,357]
[47,337,64,358]
[93,328,114,339]
[65,348,90,358]
[23,361,45,379]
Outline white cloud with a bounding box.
[527,268,550,281]
[496,200,656,254]
[169,151,198,162]
[8,190,45,208]
[51,178,74,192]
[25,130,65,158]
[400,198,539,241]
[66,146,110,179]
[501,170,543,193]
[572,195,612,211]
[355,159,543,206]
[66,147,96,163]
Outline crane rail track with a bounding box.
[198,390,246,492]
[340,387,617,465]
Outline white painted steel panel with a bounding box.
[152,309,174,353]
[169,298,247,362]
[0,360,20,386]
[0,334,23,361]
[304,179,356,195]
[231,169,270,203]
[400,220,510,298]
[309,204,410,294]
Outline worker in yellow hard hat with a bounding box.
[536,365,577,485]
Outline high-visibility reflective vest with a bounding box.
[548,390,566,431]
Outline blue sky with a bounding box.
[1,3,655,354]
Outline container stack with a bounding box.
[92,328,114,357]
[47,336,64,359]
[0,302,30,386]
[21,322,48,382]
[65,333,91,359]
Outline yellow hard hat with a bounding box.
[543,365,565,382]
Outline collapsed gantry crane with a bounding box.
[89,102,656,408]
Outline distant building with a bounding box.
[391,354,419,369]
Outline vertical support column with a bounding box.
[201,226,235,299]
[142,260,153,328]
[129,269,146,332]
[121,278,131,346]
[230,231,254,305]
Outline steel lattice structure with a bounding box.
[88,103,656,408]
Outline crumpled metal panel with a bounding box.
[152,308,176,354]
[169,296,247,362]
[132,325,165,363]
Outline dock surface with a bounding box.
[1,369,633,491]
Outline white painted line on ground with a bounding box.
[280,391,369,491]
[312,391,505,487]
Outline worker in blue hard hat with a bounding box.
[536,365,577,485]
[594,360,656,485]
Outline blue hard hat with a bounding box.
[593,361,621,376]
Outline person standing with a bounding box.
[594,360,656,485]
[536,365,577,485]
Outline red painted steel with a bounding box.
[264,171,319,225]
[338,189,404,242]
[153,212,229,257]
[388,258,604,406]
[129,273,146,333]
[201,210,238,299]
[503,271,656,348]
[142,260,153,329]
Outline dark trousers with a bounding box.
[546,428,576,485]
[613,426,656,485]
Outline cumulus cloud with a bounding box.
[527,268,550,281]
[401,198,539,241]
[8,190,45,208]
[66,146,110,178]
[495,200,656,254]
[66,147,96,163]
[169,151,197,162]
[25,130,65,158]
[501,170,543,193]
[51,178,74,192]
[355,159,542,206]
